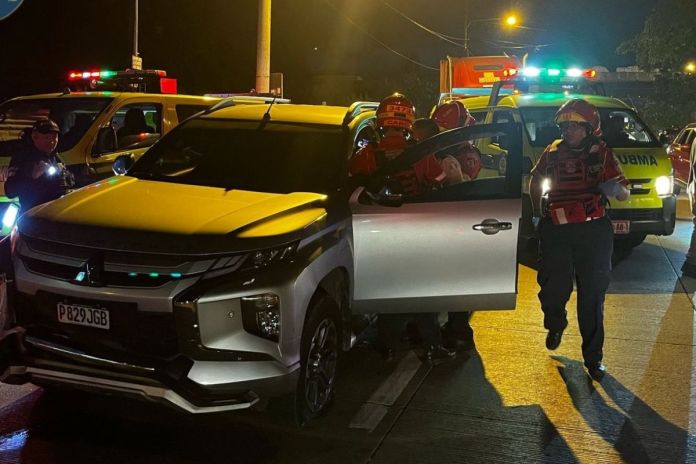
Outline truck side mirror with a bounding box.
[112,153,135,175]
[92,126,117,156]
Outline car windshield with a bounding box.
[0,97,113,154]
[520,106,660,149]
[129,118,347,194]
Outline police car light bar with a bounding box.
[67,69,168,81]
[68,70,117,80]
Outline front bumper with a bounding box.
[607,196,677,236]
[1,331,298,413]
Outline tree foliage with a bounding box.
[618,0,696,127]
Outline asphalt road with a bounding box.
[1,217,695,464]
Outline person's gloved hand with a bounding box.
[598,179,624,198]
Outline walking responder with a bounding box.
[529,99,629,381]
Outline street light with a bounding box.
[685,62,696,74]
[464,14,520,56]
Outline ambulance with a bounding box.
[0,69,278,234]
[455,67,675,249]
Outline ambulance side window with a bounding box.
[109,103,163,152]
[491,110,513,147]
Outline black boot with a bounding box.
[545,330,563,350]
[586,362,606,381]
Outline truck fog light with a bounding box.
[241,293,280,341]
[655,176,672,196]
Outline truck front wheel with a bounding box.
[294,292,341,427]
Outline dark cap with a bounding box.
[32,119,60,134]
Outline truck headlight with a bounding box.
[242,243,296,271]
[655,176,673,196]
[241,293,280,341]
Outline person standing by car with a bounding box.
[350,93,446,196]
[351,96,453,364]
[431,101,480,351]
[529,99,629,381]
[5,119,74,215]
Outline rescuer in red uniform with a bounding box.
[432,100,482,181]
[351,95,454,364]
[530,99,629,381]
[349,93,446,196]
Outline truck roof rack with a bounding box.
[343,101,379,126]
[204,95,291,115]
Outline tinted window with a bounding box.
[0,97,112,153]
[687,130,696,145]
[130,119,347,194]
[110,103,162,151]
[175,104,211,122]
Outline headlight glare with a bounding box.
[541,178,551,195]
[655,176,673,196]
[2,204,19,229]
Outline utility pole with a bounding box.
[255,0,271,94]
[131,0,142,70]
[133,0,139,57]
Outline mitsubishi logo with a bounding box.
[73,253,104,286]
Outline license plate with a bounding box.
[57,303,110,330]
[611,220,630,234]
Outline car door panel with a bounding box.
[350,194,518,313]
[350,122,523,314]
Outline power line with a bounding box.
[380,1,466,47]
[322,0,439,71]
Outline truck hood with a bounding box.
[19,176,329,254]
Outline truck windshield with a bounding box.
[129,118,347,194]
[0,97,113,154]
[520,107,661,149]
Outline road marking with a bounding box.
[349,350,423,432]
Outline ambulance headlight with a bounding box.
[655,176,673,196]
[2,204,19,229]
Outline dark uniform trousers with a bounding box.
[537,216,613,366]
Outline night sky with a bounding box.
[0,0,655,101]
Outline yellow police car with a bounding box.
[461,83,675,249]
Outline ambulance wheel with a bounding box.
[614,233,646,250]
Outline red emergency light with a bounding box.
[159,77,177,94]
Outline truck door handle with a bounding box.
[473,219,513,235]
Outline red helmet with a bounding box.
[432,101,476,131]
[376,93,416,132]
[554,99,601,136]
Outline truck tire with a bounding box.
[294,292,341,427]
